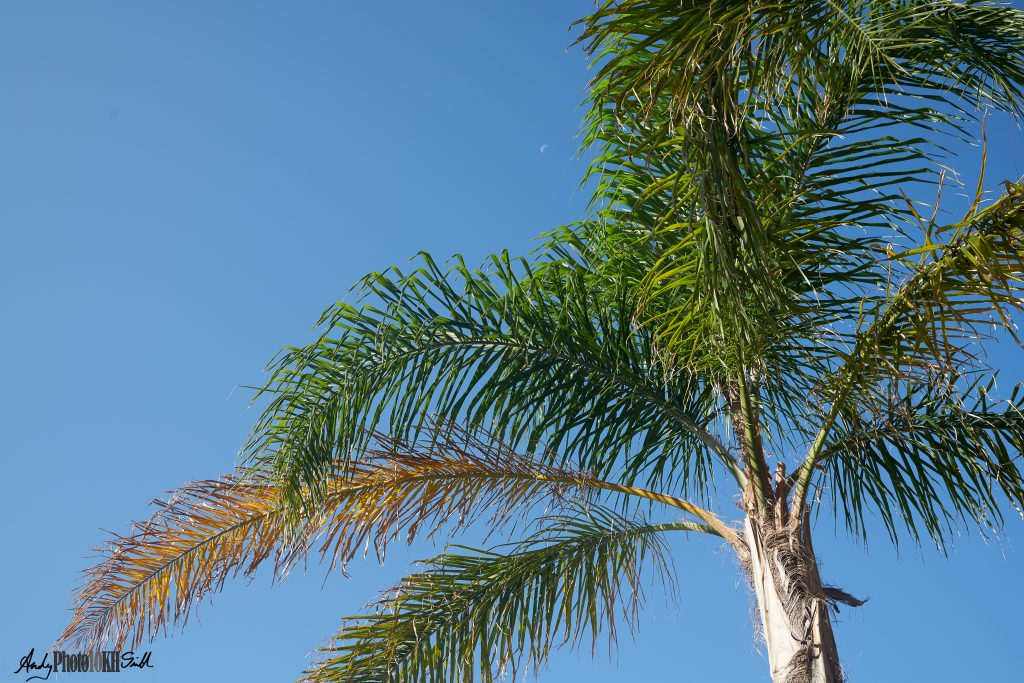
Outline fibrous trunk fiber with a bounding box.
[743,515,843,683]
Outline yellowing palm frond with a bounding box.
[61,422,726,650]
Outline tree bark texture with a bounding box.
[743,515,844,683]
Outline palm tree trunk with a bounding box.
[743,515,843,683]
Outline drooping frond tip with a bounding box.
[59,473,286,650]
[61,422,718,651]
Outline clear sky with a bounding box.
[2,2,1023,681]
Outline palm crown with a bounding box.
[62,2,1024,682]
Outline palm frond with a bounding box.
[818,380,1024,548]
[303,505,687,683]
[61,423,726,650]
[575,0,1024,373]
[245,251,740,514]
[851,183,1024,385]
[61,472,285,650]
[578,1,1024,138]
[793,183,1024,511]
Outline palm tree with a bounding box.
[60,2,1024,682]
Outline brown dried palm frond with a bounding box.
[60,422,714,651]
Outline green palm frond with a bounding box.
[576,0,1024,368]
[579,1,1024,136]
[793,184,1024,512]
[849,184,1024,385]
[818,381,1024,547]
[246,251,742,514]
[303,505,688,683]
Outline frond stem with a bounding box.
[591,480,741,548]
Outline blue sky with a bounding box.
[2,2,1023,681]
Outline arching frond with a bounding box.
[303,506,688,683]
[794,184,1024,512]
[814,381,1024,547]
[60,423,726,650]
[845,184,1024,391]
[246,252,740,514]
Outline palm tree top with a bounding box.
[61,2,1024,681]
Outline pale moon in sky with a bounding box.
[539,144,549,153]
